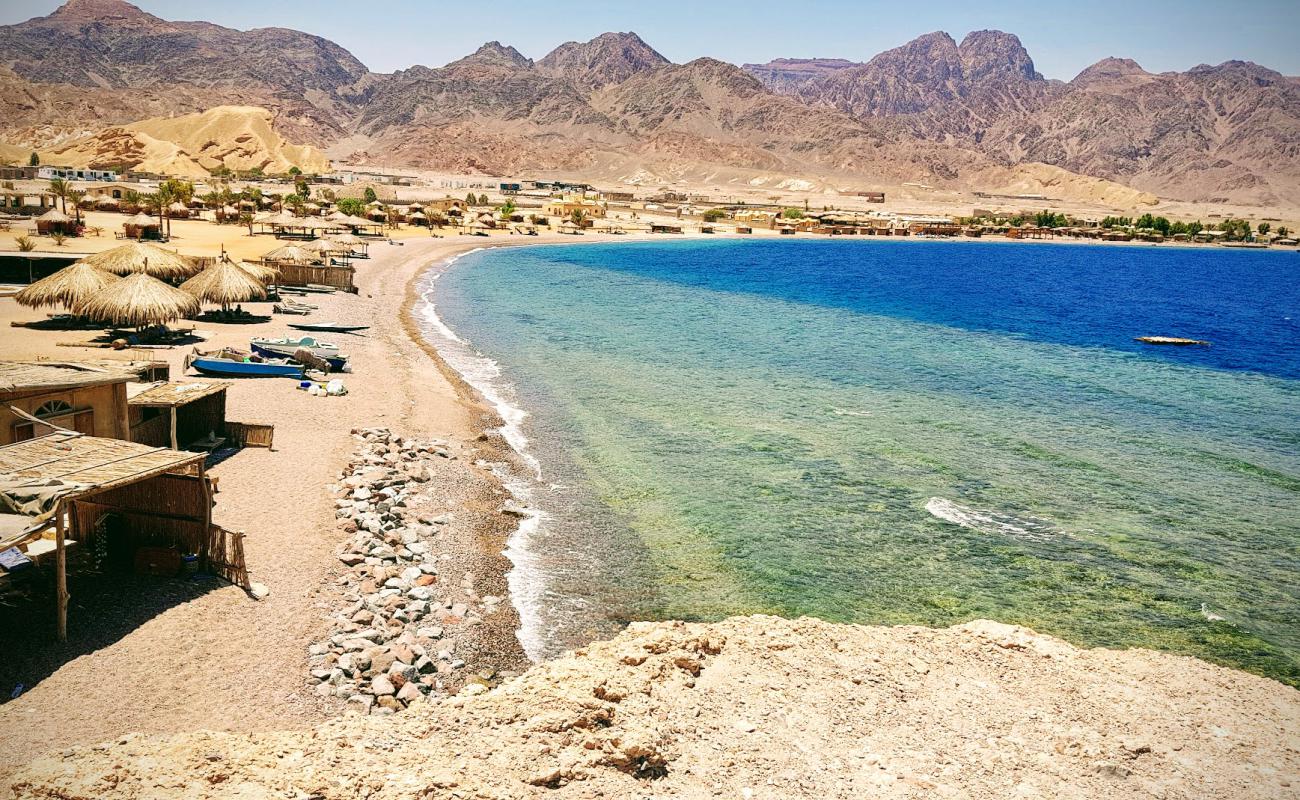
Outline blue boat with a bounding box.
[186,353,305,378]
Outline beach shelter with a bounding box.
[122,212,162,240]
[74,272,201,328]
[79,242,199,280]
[14,262,120,310]
[261,244,316,264]
[167,201,191,218]
[35,208,75,236]
[180,258,268,310]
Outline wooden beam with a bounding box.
[54,500,67,643]
[169,406,178,450]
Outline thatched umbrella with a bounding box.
[234,258,280,283]
[96,197,120,209]
[15,262,120,310]
[329,233,363,247]
[80,242,199,279]
[301,238,342,255]
[74,272,200,328]
[168,201,190,217]
[181,257,267,310]
[262,244,315,263]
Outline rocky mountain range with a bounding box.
[1,0,1295,207]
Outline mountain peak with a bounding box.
[1071,57,1152,89]
[538,31,669,90]
[43,0,160,24]
[958,30,1041,81]
[464,41,533,69]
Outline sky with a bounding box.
[2,0,1297,80]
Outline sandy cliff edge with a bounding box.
[9,615,1299,799]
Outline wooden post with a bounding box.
[169,406,178,450]
[198,462,212,572]
[54,501,68,643]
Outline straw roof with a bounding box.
[261,245,316,263]
[180,258,267,306]
[38,208,72,223]
[79,242,198,279]
[408,210,427,219]
[334,214,376,227]
[301,238,343,254]
[123,212,160,227]
[220,205,240,215]
[233,258,279,283]
[74,273,201,327]
[168,201,189,213]
[0,361,135,394]
[14,262,121,310]
[258,211,305,227]
[96,197,119,207]
[329,233,363,246]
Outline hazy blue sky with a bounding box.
[4,0,1297,80]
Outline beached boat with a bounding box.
[186,351,305,378]
[1135,336,1211,346]
[289,321,370,334]
[251,336,349,370]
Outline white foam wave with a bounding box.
[925,497,1060,543]
[415,253,549,660]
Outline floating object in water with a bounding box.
[1135,336,1210,346]
[1200,603,1227,623]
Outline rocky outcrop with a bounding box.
[9,616,1298,798]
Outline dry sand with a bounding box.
[0,226,603,778]
[8,616,1299,799]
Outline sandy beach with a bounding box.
[0,219,1294,777]
[0,227,626,775]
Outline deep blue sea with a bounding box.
[421,239,1300,684]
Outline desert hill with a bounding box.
[3,106,330,177]
[1,0,1295,208]
[9,616,1298,799]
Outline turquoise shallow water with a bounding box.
[425,239,1300,684]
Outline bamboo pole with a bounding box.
[54,501,68,642]
[169,406,178,450]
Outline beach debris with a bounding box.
[308,427,500,715]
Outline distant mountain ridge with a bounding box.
[1,0,1295,207]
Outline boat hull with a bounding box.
[189,357,304,378]
[288,323,370,333]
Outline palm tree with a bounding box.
[570,209,587,227]
[498,200,517,222]
[49,178,71,214]
[123,188,142,212]
[239,212,255,236]
[67,189,87,226]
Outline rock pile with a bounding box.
[307,427,500,715]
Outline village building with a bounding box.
[543,196,606,219]
[0,362,145,445]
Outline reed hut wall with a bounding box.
[272,261,356,291]
[70,473,210,557]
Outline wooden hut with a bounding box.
[35,208,76,236]
[0,430,247,641]
[122,212,162,241]
[127,380,232,450]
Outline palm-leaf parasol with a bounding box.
[74,273,200,327]
[79,242,199,279]
[180,258,267,309]
[14,262,120,310]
